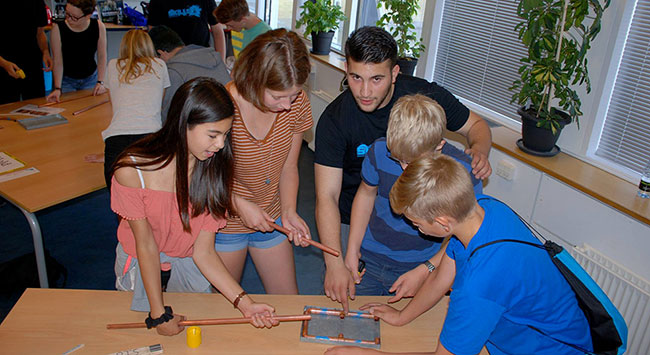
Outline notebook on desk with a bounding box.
[17,114,68,130]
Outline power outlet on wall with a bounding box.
[496,159,516,181]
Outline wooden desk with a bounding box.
[0,91,111,287]
[0,289,455,354]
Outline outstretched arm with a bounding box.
[115,167,185,336]
[193,229,278,328]
[455,111,492,179]
[94,21,108,96]
[315,163,354,313]
[279,132,311,245]
[46,24,63,102]
[345,181,377,295]
[211,24,227,62]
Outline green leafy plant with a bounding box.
[376,0,426,59]
[296,0,346,35]
[510,0,610,133]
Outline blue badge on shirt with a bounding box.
[356,144,369,157]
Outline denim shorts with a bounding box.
[61,70,97,92]
[215,218,287,252]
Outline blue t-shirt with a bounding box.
[441,196,592,355]
[359,138,482,263]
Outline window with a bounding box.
[595,0,650,175]
[357,0,428,55]
[431,0,527,124]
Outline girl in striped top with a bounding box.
[215,29,313,294]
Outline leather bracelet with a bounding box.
[54,87,61,91]
[145,306,174,329]
[97,80,104,85]
[233,291,247,309]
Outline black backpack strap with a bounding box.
[468,238,544,259]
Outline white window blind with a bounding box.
[596,0,650,173]
[433,0,527,122]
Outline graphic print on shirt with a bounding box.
[168,5,201,18]
[356,144,369,157]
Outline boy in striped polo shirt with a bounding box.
[344,94,482,301]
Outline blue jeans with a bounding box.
[61,70,97,92]
[354,248,423,296]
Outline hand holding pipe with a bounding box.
[271,222,340,257]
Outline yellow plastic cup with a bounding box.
[186,326,202,348]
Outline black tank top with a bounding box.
[58,19,99,79]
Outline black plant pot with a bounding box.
[311,31,335,55]
[397,57,418,76]
[518,106,571,155]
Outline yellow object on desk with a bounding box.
[187,326,202,348]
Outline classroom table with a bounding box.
[0,90,111,288]
[0,289,489,354]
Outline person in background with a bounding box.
[214,29,312,295]
[325,153,591,354]
[0,0,52,104]
[112,77,279,336]
[314,26,493,313]
[214,0,271,60]
[148,25,230,123]
[46,0,107,103]
[99,29,170,192]
[344,94,482,303]
[147,0,226,59]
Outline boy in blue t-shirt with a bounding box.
[345,94,482,304]
[327,153,592,355]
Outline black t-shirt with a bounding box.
[58,19,99,79]
[0,0,48,65]
[147,0,217,47]
[314,74,470,224]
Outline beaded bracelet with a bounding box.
[233,291,247,309]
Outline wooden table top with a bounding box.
[0,289,455,354]
[0,90,111,212]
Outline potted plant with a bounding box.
[376,0,426,75]
[510,0,610,155]
[296,0,346,55]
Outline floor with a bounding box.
[0,144,323,322]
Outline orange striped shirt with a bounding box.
[221,86,313,233]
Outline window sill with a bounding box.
[489,126,650,226]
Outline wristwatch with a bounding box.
[424,260,436,273]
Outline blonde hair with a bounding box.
[390,153,476,222]
[386,94,447,163]
[232,29,310,112]
[117,29,157,84]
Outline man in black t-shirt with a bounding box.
[314,26,492,312]
[147,0,225,57]
[0,0,52,104]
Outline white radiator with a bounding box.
[570,244,650,354]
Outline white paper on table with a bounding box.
[0,167,39,182]
[0,151,25,174]
[8,104,65,117]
